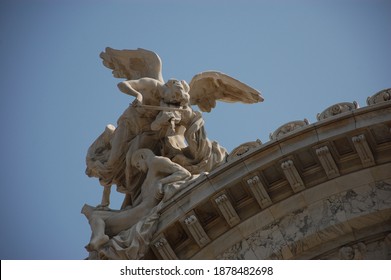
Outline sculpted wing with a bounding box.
[100,47,164,82]
[188,71,264,112]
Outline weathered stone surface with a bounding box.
[83,48,263,259]
[367,88,391,105]
[182,101,390,260]
[83,47,391,260]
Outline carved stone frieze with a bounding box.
[315,145,340,179]
[214,193,240,227]
[269,119,310,140]
[245,175,272,208]
[316,101,359,121]
[280,159,305,193]
[367,88,391,105]
[325,233,391,260]
[352,134,375,167]
[339,242,367,260]
[218,179,391,260]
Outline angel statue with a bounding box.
[85,47,263,211]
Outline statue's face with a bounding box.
[133,156,147,172]
[163,79,190,107]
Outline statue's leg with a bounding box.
[87,210,114,251]
[106,123,128,166]
[124,136,139,188]
[104,202,151,236]
[100,185,111,207]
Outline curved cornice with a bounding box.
[149,94,391,260]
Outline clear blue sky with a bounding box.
[0,0,390,259]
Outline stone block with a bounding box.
[269,193,307,220]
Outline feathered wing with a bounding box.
[100,47,164,82]
[188,71,264,112]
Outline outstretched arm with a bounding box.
[117,80,144,104]
[155,158,191,185]
[117,77,162,106]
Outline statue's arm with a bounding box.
[117,78,161,105]
[99,185,111,207]
[117,80,144,103]
[156,158,191,185]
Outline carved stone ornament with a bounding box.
[214,193,240,227]
[367,88,391,105]
[245,175,272,209]
[316,101,359,121]
[182,213,210,248]
[227,139,262,161]
[280,159,305,193]
[152,235,178,260]
[82,47,263,259]
[315,145,340,179]
[352,134,375,167]
[269,119,310,140]
[339,242,367,260]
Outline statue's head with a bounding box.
[131,149,154,172]
[163,79,190,107]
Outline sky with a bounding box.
[0,0,390,260]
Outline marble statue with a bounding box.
[83,48,263,259]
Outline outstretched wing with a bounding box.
[100,47,164,82]
[189,71,263,112]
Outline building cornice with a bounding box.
[149,92,391,260]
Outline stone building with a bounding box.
[146,89,391,260]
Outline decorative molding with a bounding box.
[315,146,340,179]
[338,242,367,260]
[182,212,210,248]
[214,193,240,227]
[270,119,310,140]
[150,102,391,260]
[367,88,391,105]
[280,159,305,192]
[228,140,262,161]
[245,175,272,208]
[352,134,375,167]
[152,235,178,260]
[317,101,359,121]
